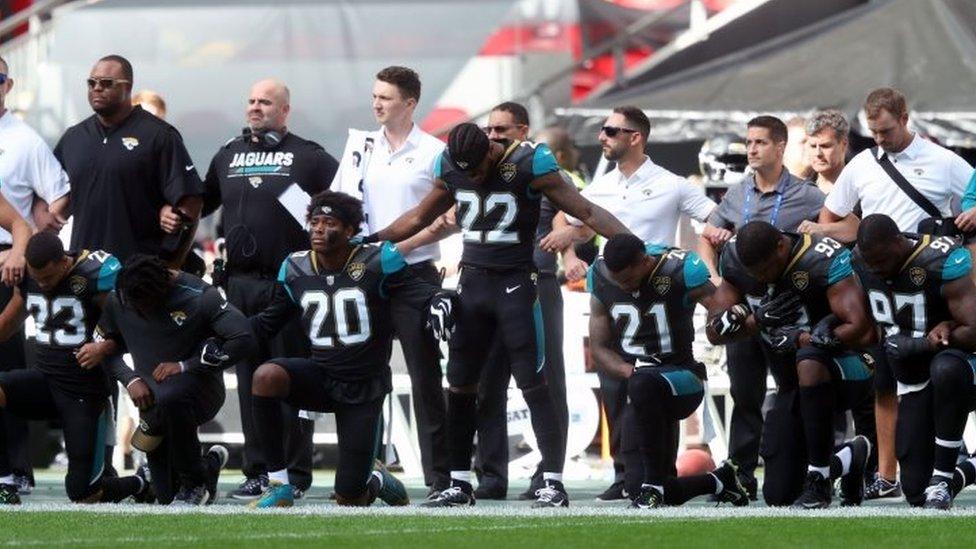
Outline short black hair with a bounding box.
[735,221,782,268]
[25,232,65,269]
[447,122,490,172]
[603,234,646,272]
[857,214,900,253]
[307,190,364,231]
[492,101,529,127]
[746,115,788,143]
[611,106,650,141]
[117,254,172,316]
[98,54,133,83]
[376,66,421,101]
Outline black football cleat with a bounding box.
[792,471,831,510]
[839,435,871,507]
[531,480,569,508]
[630,485,664,509]
[711,461,750,506]
[420,481,475,508]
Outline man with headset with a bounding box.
[199,78,339,500]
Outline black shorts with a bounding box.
[0,370,109,501]
[448,267,545,389]
[268,358,390,408]
[267,357,386,498]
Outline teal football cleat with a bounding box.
[248,481,295,509]
[373,460,409,506]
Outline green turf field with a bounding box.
[5,472,976,548]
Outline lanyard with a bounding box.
[742,187,784,227]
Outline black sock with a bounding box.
[830,454,843,480]
[799,383,834,468]
[100,475,143,502]
[934,443,962,476]
[951,458,976,497]
[523,385,565,474]
[663,474,717,505]
[447,391,478,472]
[252,394,286,472]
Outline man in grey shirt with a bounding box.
[698,116,825,499]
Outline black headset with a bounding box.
[241,126,284,150]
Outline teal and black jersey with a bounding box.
[20,249,120,397]
[854,233,970,339]
[437,140,559,270]
[721,232,854,329]
[588,244,711,378]
[253,242,440,382]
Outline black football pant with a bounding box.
[0,279,30,483]
[896,350,976,506]
[474,273,567,492]
[0,370,139,502]
[253,358,384,500]
[624,366,718,504]
[227,273,313,488]
[391,261,449,489]
[142,372,225,504]
[447,267,564,477]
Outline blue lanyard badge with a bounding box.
[742,188,784,227]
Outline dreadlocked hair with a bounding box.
[117,254,173,316]
[447,122,489,171]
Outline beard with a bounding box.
[92,99,125,118]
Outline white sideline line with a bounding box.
[2,502,976,518]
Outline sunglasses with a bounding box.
[0,74,7,85]
[86,77,131,90]
[482,124,524,135]
[601,126,639,138]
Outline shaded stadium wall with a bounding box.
[6,0,515,163]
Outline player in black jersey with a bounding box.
[366,123,628,508]
[707,221,876,509]
[588,234,750,508]
[0,233,150,504]
[82,255,254,505]
[247,191,454,508]
[854,214,976,509]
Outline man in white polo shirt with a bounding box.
[331,66,449,496]
[541,105,715,500]
[819,87,974,501]
[0,55,70,496]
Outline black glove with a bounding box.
[199,338,231,367]
[810,314,843,351]
[708,304,750,336]
[427,291,456,341]
[883,333,931,363]
[754,291,804,329]
[766,325,806,355]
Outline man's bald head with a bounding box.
[246,78,291,133]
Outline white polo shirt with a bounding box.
[567,155,715,245]
[0,111,70,245]
[825,134,974,231]
[332,123,445,264]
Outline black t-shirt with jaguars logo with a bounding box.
[201,132,338,274]
[54,105,204,261]
[19,249,120,398]
[96,272,254,391]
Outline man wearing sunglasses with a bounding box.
[0,55,64,497]
[53,55,204,268]
[539,106,716,501]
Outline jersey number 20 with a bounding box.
[301,288,371,347]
